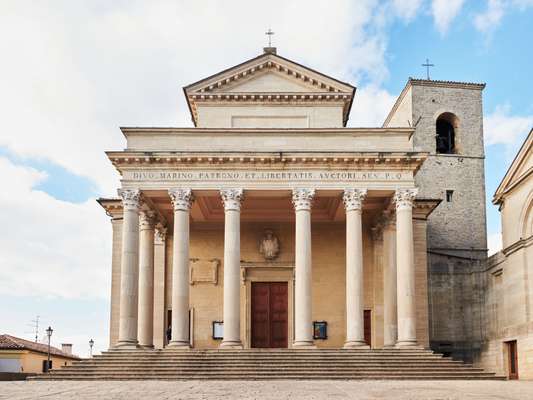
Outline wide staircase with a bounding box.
[32,348,505,380]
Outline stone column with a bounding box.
[137,209,156,348]
[153,224,167,349]
[292,188,315,348]
[220,188,244,349]
[168,189,194,348]
[116,188,141,348]
[343,189,368,348]
[394,188,418,347]
[383,222,398,348]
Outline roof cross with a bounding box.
[265,28,275,47]
[422,58,435,80]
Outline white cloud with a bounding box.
[474,0,506,33]
[0,157,110,299]
[348,85,397,127]
[487,232,503,255]
[484,104,533,148]
[431,0,465,34]
[392,0,424,21]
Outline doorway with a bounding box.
[251,282,288,348]
[364,309,371,347]
[506,340,519,380]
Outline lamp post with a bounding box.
[45,326,53,372]
[89,339,94,358]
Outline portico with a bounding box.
[98,48,437,351]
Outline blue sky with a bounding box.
[0,1,532,357]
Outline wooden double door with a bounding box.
[251,282,288,348]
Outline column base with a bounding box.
[382,344,396,349]
[167,341,191,349]
[343,341,370,349]
[219,340,243,349]
[115,340,139,349]
[395,340,420,348]
[138,344,154,349]
[292,341,316,349]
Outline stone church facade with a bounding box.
[97,48,531,378]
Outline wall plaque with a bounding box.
[189,258,220,285]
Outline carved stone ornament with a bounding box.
[259,229,280,261]
[292,188,315,211]
[168,188,194,211]
[139,209,157,230]
[343,188,368,212]
[118,188,141,211]
[154,224,167,244]
[394,188,418,210]
[220,188,244,211]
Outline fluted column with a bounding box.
[292,188,315,348]
[168,188,194,348]
[395,188,418,347]
[383,221,398,348]
[343,189,368,348]
[138,209,156,348]
[116,188,141,348]
[220,188,244,349]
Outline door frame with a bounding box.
[505,340,519,380]
[241,262,294,349]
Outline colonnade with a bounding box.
[115,187,419,349]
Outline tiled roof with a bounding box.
[408,78,486,88]
[0,334,81,360]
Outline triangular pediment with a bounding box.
[183,51,356,126]
[494,128,533,204]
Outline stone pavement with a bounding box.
[0,380,532,400]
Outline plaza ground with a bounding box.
[0,380,532,400]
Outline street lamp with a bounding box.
[89,339,94,358]
[45,326,53,373]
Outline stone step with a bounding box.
[33,349,501,381]
[35,372,504,380]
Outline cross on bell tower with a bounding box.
[422,58,435,80]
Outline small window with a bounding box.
[446,190,454,202]
[436,113,457,154]
[313,321,328,340]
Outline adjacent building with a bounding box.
[0,334,80,374]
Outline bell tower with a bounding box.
[384,78,487,362]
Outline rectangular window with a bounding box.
[446,190,454,202]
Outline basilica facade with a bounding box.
[98,47,527,377]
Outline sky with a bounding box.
[1,0,532,358]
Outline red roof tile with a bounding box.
[0,334,81,360]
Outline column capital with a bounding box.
[118,188,141,211]
[292,188,315,211]
[154,223,167,245]
[220,188,244,211]
[343,188,367,212]
[169,188,194,211]
[394,188,418,210]
[139,209,157,230]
